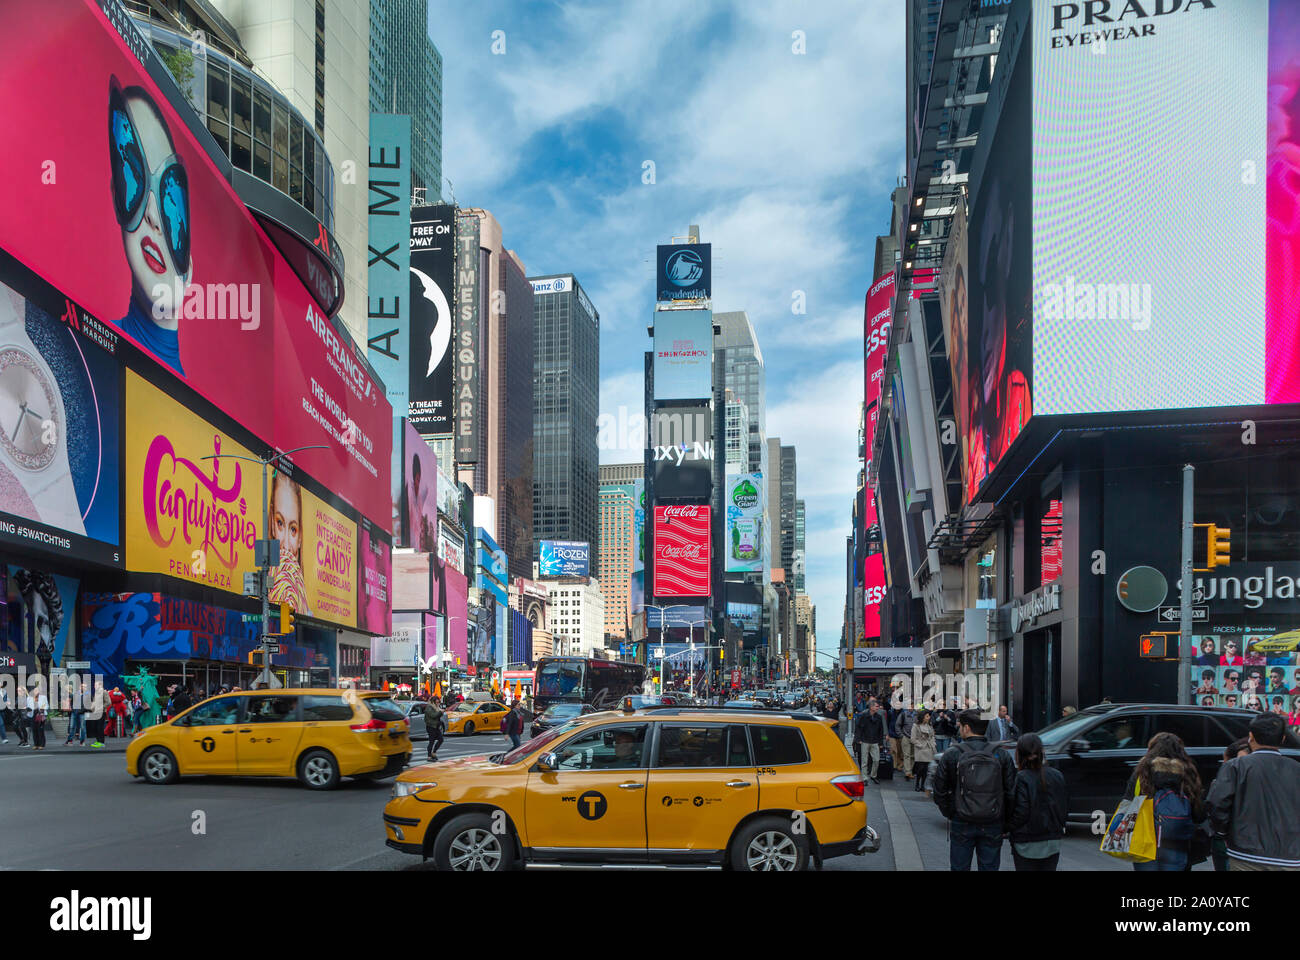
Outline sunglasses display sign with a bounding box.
[0,0,392,535]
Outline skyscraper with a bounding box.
[794,499,806,592]
[714,312,766,474]
[458,208,535,580]
[369,0,443,200]
[780,445,797,576]
[599,486,635,642]
[531,274,600,570]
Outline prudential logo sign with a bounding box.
[656,243,711,301]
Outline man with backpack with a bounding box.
[931,709,1016,871]
[502,702,525,749]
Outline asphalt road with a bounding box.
[0,733,508,871]
[0,733,1190,871]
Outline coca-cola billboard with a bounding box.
[652,505,711,597]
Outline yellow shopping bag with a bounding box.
[1099,782,1157,863]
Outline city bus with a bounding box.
[533,657,649,712]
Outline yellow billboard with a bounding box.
[126,372,356,627]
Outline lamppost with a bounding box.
[203,444,326,689]
[645,604,691,691]
[686,618,709,699]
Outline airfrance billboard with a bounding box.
[539,540,590,578]
[656,244,711,301]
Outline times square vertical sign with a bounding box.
[455,215,480,464]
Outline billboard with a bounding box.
[408,205,456,434]
[0,0,391,530]
[126,371,357,628]
[863,552,885,641]
[938,203,973,501]
[651,404,713,500]
[724,473,764,573]
[957,1,1300,495]
[656,244,711,301]
[366,114,411,416]
[0,259,122,565]
[402,421,438,552]
[864,271,894,410]
[652,505,711,597]
[726,601,761,633]
[454,215,481,464]
[539,540,590,578]
[653,310,713,401]
[357,518,391,636]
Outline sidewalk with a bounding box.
[0,738,128,755]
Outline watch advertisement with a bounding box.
[0,263,122,565]
[0,0,391,533]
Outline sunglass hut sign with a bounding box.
[1049,0,1217,50]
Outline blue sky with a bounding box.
[432,0,905,657]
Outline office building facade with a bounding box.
[368,0,443,200]
[599,487,636,641]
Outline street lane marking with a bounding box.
[879,789,923,871]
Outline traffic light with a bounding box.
[248,649,264,666]
[278,602,295,635]
[1207,524,1231,569]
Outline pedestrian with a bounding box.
[855,699,887,784]
[1007,733,1067,871]
[1125,731,1207,872]
[897,700,918,780]
[1210,738,1251,871]
[911,710,936,793]
[422,698,445,761]
[1062,705,1077,718]
[989,704,1019,742]
[84,683,105,748]
[933,705,956,755]
[504,701,525,749]
[1206,713,1300,871]
[931,708,1016,871]
[128,689,146,734]
[26,683,48,751]
[8,683,28,746]
[65,680,86,746]
[0,684,8,743]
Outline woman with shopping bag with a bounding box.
[1118,732,1207,871]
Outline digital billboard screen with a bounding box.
[402,420,438,552]
[955,1,1300,498]
[0,256,122,565]
[652,505,711,597]
[864,272,894,410]
[0,0,392,531]
[656,244,711,302]
[653,310,712,401]
[366,113,411,416]
[651,403,713,500]
[724,473,764,573]
[408,204,456,434]
[539,540,590,577]
[726,602,760,633]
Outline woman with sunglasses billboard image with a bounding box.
[109,78,191,376]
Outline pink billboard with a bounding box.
[0,0,391,530]
[403,421,438,552]
[864,272,894,411]
[445,563,469,669]
[652,505,711,597]
[863,552,885,641]
[357,520,392,636]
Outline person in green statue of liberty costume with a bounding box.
[122,667,162,729]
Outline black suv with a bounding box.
[993,703,1300,823]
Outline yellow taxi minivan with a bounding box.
[127,689,411,790]
[382,703,877,871]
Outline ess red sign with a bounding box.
[653,505,711,597]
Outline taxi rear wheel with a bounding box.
[463,721,475,736]
[730,817,809,872]
[432,813,516,872]
[140,747,178,785]
[297,749,340,790]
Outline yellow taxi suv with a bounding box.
[127,689,411,790]
[443,700,508,736]
[383,703,879,871]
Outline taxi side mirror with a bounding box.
[534,752,559,772]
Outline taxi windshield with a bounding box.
[496,721,577,764]
[451,701,478,713]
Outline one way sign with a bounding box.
[1157,605,1208,623]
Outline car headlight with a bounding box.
[392,781,438,799]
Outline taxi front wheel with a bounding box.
[730,817,810,872]
[432,813,517,872]
[140,747,178,785]
[297,749,340,790]
[463,721,475,736]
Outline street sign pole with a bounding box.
[1178,464,1194,706]
[260,457,272,688]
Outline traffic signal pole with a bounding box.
[1178,464,1194,706]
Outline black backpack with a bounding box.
[955,741,1005,824]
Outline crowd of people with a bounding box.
[846,691,1300,873]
